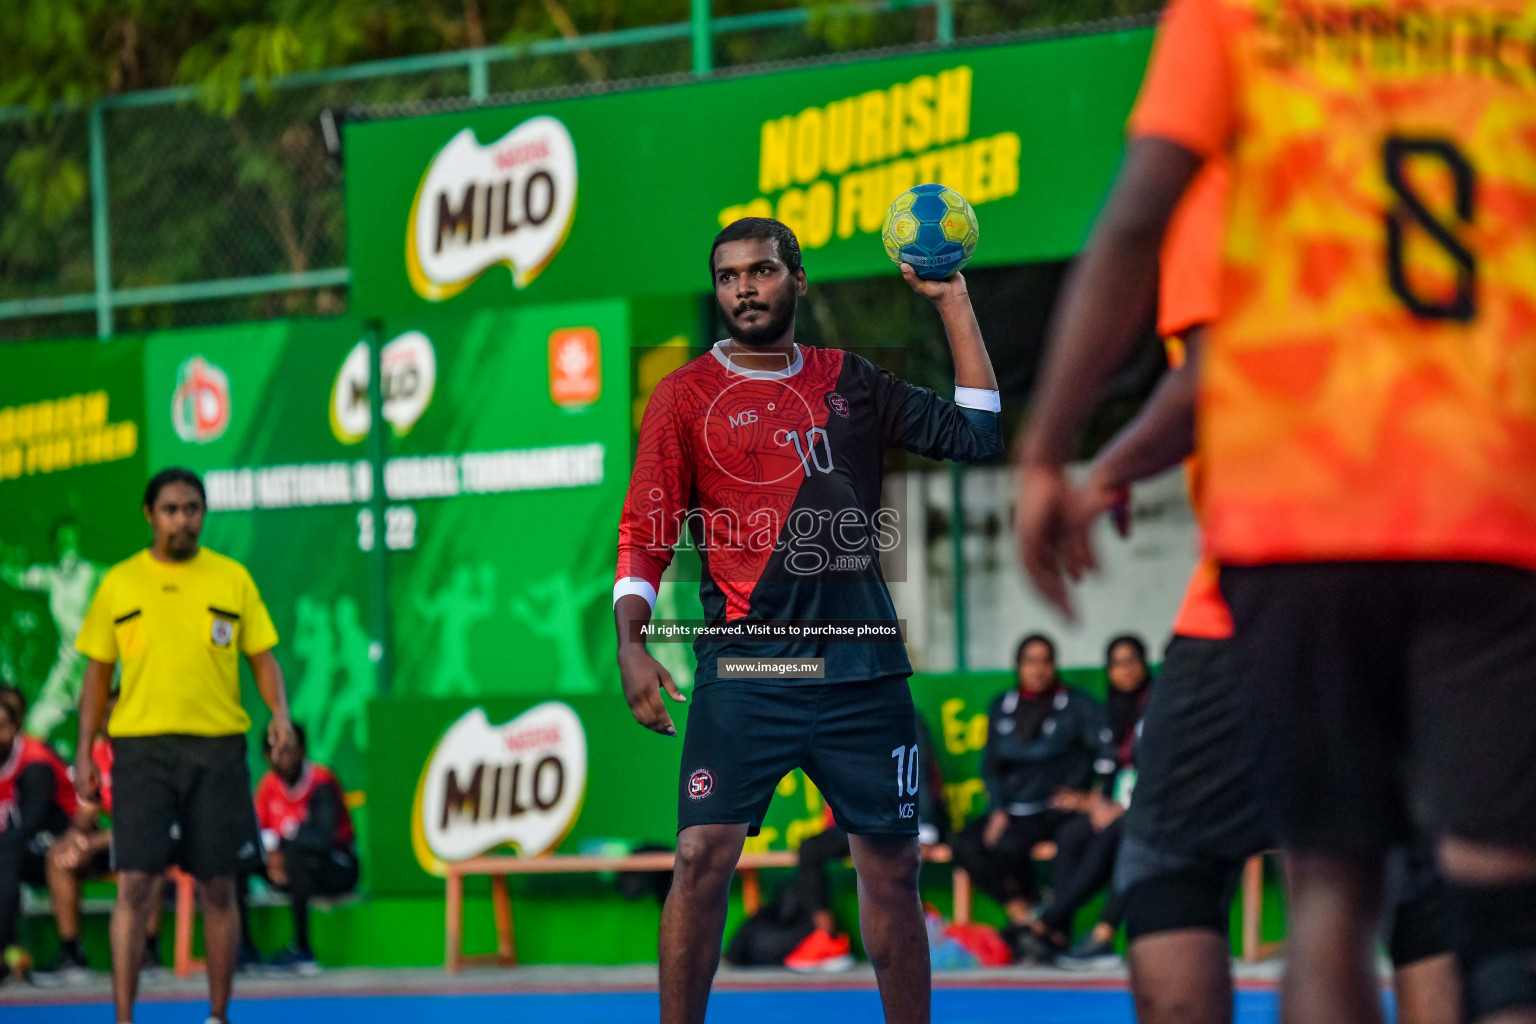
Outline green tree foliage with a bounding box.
[0,0,1159,339]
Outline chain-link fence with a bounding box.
[0,0,1160,342]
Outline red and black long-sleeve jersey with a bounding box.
[616,340,1003,687]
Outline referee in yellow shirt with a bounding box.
[74,468,295,1024]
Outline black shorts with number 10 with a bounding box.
[678,677,920,837]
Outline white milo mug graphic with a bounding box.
[407,116,579,301]
[413,703,589,872]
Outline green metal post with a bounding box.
[936,0,955,43]
[949,461,968,673]
[692,0,712,75]
[88,103,112,339]
[366,320,394,697]
[468,53,489,101]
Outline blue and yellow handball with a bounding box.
[881,183,979,280]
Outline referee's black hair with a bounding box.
[1014,632,1057,667]
[1105,633,1148,667]
[143,467,206,509]
[710,217,803,277]
[263,722,308,759]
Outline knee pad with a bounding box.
[1123,868,1234,943]
[1449,881,1536,1021]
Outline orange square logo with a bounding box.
[549,328,601,407]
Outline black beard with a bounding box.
[166,534,199,560]
[721,297,795,347]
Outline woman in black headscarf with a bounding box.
[1019,635,1153,966]
[1104,634,1152,770]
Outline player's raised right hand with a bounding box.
[619,646,685,737]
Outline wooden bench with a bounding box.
[444,845,978,971]
[167,869,362,977]
[1241,852,1282,963]
[446,843,1278,970]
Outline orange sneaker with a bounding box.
[783,928,855,972]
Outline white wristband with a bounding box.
[613,577,658,611]
[954,386,1001,412]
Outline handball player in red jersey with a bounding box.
[615,217,1002,1024]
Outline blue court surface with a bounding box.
[2,982,1287,1024]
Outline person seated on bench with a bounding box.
[240,723,358,975]
[950,634,1118,935]
[1018,634,1152,967]
[37,688,164,984]
[0,693,77,982]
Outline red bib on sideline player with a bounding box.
[254,761,354,847]
[0,736,78,829]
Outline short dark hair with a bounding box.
[1014,632,1057,667]
[1105,633,1148,667]
[263,721,307,759]
[0,685,22,726]
[144,467,206,509]
[710,217,803,277]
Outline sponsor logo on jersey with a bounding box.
[331,331,438,445]
[687,768,714,800]
[825,392,850,418]
[549,328,601,407]
[406,117,578,301]
[411,703,589,875]
[171,356,231,444]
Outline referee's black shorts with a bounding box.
[1222,560,1536,856]
[111,734,261,880]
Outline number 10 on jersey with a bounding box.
[891,744,920,797]
[783,427,834,476]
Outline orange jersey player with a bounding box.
[1081,150,1457,1024]
[1020,2,1536,1022]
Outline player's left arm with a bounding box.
[1016,137,1204,616]
[1016,0,1229,616]
[902,265,998,393]
[241,570,295,754]
[1076,327,1204,532]
[878,267,1004,463]
[248,648,296,756]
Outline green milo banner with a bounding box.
[142,320,376,785]
[376,301,631,701]
[366,671,1107,895]
[343,27,1154,318]
[138,309,633,789]
[0,338,146,756]
[0,27,1155,915]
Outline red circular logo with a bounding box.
[687,768,714,800]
